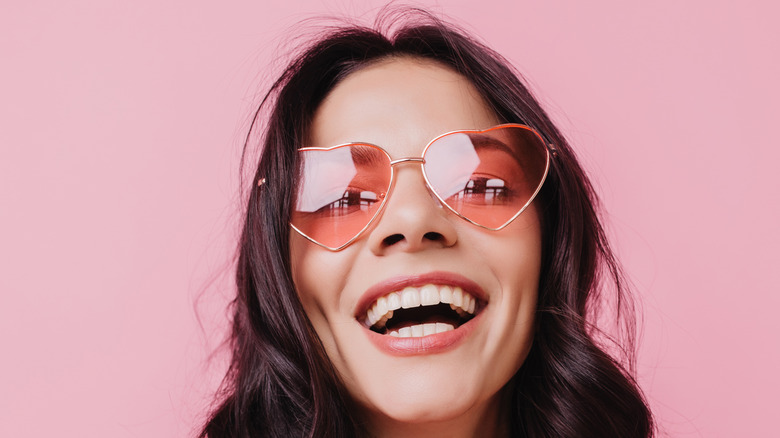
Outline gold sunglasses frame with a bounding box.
[280,123,552,251]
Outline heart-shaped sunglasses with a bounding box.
[265,124,551,251]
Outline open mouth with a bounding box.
[363,284,482,338]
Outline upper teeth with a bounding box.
[365,284,477,327]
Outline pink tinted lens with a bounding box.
[292,144,392,249]
[423,125,548,229]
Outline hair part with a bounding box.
[202,9,654,437]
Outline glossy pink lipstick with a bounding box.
[357,271,487,355]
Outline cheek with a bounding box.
[502,215,542,313]
[289,234,356,341]
[479,209,542,356]
[484,207,543,286]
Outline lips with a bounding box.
[357,272,486,340]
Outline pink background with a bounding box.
[2,1,778,436]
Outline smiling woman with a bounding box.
[201,9,654,438]
[290,60,544,435]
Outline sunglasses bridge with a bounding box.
[389,156,426,166]
[370,157,433,205]
[380,156,437,204]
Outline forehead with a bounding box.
[309,57,500,156]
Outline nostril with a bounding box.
[381,232,445,248]
[382,234,404,246]
[423,232,444,241]
[381,232,444,247]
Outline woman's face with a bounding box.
[290,57,542,430]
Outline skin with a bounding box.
[290,57,542,438]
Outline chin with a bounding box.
[356,379,507,437]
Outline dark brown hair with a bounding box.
[202,10,654,438]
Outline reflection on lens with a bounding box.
[292,144,392,249]
[423,125,548,229]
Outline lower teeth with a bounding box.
[387,322,455,338]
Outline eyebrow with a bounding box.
[468,134,514,155]
[350,144,387,166]
[468,133,531,169]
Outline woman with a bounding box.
[202,10,654,438]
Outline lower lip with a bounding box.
[364,311,484,355]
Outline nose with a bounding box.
[367,164,458,255]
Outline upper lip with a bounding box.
[354,271,488,319]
